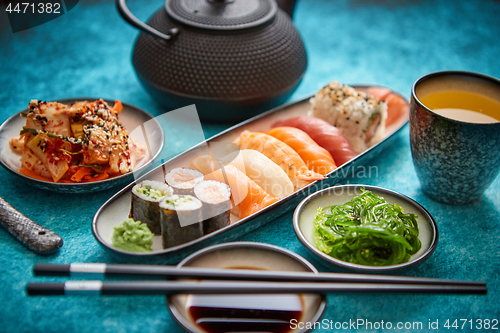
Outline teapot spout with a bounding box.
[276,0,297,18]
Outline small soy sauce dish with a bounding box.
[167,242,326,333]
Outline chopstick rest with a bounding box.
[0,197,63,255]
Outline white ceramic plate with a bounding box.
[93,85,410,261]
[293,185,439,271]
[0,98,164,193]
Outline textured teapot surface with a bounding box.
[120,0,307,121]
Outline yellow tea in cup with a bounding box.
[419,90,500,123]
[415,74,500,124]
[410,71,500,205]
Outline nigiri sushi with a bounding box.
[190,155,278,219]
[233,131,325,189]
[309,81,387,153]
[265,127,336,176]
[367,87,409,127]
[221,149,294,199]
[272,116,357,166]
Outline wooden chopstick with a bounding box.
[33,263,486,287]
[26,280,487,296]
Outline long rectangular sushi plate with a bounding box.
[92,86,409,263]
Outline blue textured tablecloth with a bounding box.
[1,0,499,332]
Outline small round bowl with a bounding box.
[0,98,164,193]
[167,242,326,333]
[293,185,439,272]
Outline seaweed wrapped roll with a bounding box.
[194,180,231,234]
[165,167,204,195]
[159,195,203,248]
[130,180,174,234]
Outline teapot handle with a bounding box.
[116,0,179,41]
[276,0,297,18]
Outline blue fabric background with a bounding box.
[1,0,499,332]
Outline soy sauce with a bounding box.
[187,294,304,333]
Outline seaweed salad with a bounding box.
[313,190,421,266]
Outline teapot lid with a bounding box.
[165,0,277,30]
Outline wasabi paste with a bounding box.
[112,218,154,252]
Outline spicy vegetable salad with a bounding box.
[10,99,146,183]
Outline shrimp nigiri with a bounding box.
[233,130,325,189]
[190,155,278,219]
[265,127,336,176]
[272,116,357,166]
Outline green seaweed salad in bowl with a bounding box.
[293,185,438,271]
[314,189,421,266]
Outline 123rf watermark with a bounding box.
[290,318,499,330]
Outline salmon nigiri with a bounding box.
[233,130,325,189]
[190,155,278,219]
[272,116,357,166]
[266,127,336,176]
[367,87,409,127]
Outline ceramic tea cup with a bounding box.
[409,70,500,205]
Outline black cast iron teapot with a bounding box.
[117,0,307,122]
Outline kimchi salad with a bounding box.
[9,99,146,183]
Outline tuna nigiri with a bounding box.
[272,116,357,166]
[190,155,278,219]
[233,131,325,189]
[265,127,336,176]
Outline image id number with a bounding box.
[444,319,498,330]
[6,2,61,14]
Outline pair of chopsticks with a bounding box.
[26,263,487,296]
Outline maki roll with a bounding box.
[309,81,388,153]
[190,155,278,219]
[159,195,204,248]
[130,180,174,234]
[165,167,204,195]
[193,180,232,234]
